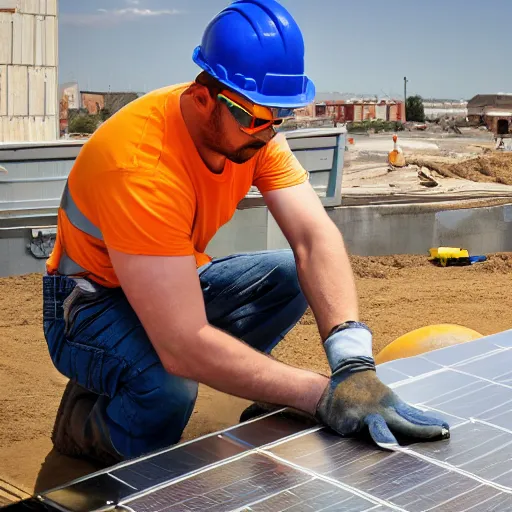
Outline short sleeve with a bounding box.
[94,169,195,257]
[252,133,309,193]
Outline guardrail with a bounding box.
[0,128,347,276]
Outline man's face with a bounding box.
[202,91,286,164]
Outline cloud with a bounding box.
[101,7,180,16]
[61,7,181,26]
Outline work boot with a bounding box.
[51,380,124,467]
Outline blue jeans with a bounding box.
[42,250,307,460]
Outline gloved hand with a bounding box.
[315,321,450,449]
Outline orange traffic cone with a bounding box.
[388,134,406,167]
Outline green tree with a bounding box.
[99,108,112,122]
[68,114,99,134]
[406,95,425,122]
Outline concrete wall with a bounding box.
[206,203,512,258]
[333,204,512,256]
[2,201,511,277]
[206,208,269,257]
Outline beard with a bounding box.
[203,105,268,164]
[225,140,266,164]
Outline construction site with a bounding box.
[2,1,512,511]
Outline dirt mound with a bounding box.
[409,152,512,185]
[468,252,512,274]
[450,153,512,185]
[349,252,512,278]
[349,254,429,279]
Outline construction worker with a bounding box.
[42,0,449,466]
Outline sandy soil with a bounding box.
[1,254,512,503]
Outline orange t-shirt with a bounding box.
[46,82,308,287]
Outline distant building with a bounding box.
[58,88,145,135]
[422,100,468,120]
[59,82,81,111]
[80,92,106,116]
[467,94,512,137]
[80,91,143,116]
[295,93,405,125]
[59,82,80,135]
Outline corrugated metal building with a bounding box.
[375,103,387,120]
[0,0,58,142]
[353,104,363,122]
[388,104,398,122]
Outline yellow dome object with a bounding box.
[375,324,483,364]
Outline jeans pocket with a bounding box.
[70,341,106,395]
[64,286,112,340]
[62,286,82,336]
[58,339,125,397]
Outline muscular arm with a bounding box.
[262,183,452,447]
[109,249,328,415]
[262,181,359,341]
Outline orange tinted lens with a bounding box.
[218,92,283,134]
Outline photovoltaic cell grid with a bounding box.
[3,329,512,512]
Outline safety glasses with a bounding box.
[217,92,295,135]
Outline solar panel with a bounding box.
[5,329,512,512]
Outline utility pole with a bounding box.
[404,76,409,122]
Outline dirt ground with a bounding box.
[343,133,512,203]
[1,254,512,504]
[409,152,512,186]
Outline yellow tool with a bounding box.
[428,247,486,267]
[429,247,469,267]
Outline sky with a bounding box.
[58,0,512,100]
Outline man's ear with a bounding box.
[191,83,216,114]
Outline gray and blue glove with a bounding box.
[315,321,450,449]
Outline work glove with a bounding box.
[315,321,450,450]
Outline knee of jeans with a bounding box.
[126,370,198,441]
[160,372,198,408]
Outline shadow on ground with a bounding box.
[34,449,99,495]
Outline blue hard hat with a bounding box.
[192,0,315,109]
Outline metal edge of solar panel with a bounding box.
[33,407,311,511]
[3,328,512,512]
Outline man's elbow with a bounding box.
[294,221,343,261]
[155,326,208,380]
